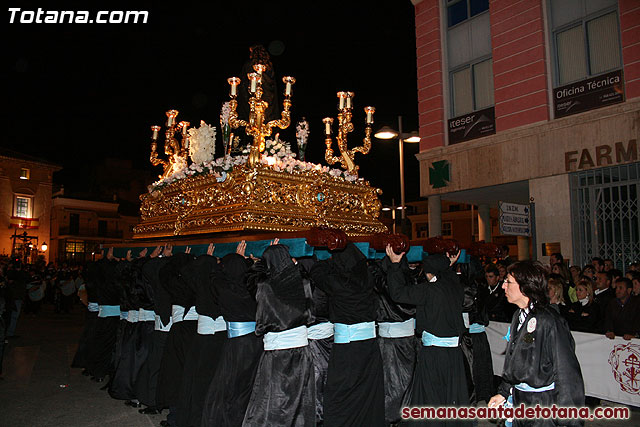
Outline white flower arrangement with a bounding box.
[220,102,231,126]
[148,137,358,192]
[188,120,216,165]
[295,119,309,161]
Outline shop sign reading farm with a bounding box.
[554,69,624,118]
[565,139,637,172]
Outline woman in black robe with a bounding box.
[243,244,315,426]
[488,262,584,427]
[310,243,385,427]
[177,248,225,427]
[370,256,418,425]
[386,248,469,426]
[201,250,262,427]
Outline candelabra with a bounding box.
[149,110,190,179]
[226,64,296,167]
[323,92,375,176]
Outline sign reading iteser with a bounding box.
[499,202,530,236]
[448,106,495,145]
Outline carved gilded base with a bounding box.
[133,164,387,239]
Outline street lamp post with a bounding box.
[374,116,420,233]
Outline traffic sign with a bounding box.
[499,201,531,236]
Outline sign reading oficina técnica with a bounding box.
[499,201,531,236]
[553,69,624,119]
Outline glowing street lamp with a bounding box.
[374,116,420,222]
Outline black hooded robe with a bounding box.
[109,257,154,401]
[201,254,262,427]
[243,245,316,427]
[370,256,418,424]
[86,259,121,380]
[156,253,199,413]
[310,243,385,427]
[71,262,100,369]
[176,254,224,427]
[387,254,470,426]
[134,256,170,409]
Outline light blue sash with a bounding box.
[120,311,128,320]
[171,305,185,323]
[307,322,334,340]
[197,315,227,335]
[263,325,308,350]
[138,308,156,322]
[154,315,172,332]
[503,326,511,342]
[515,382,555,392]
[87,302,99,313]
[378,318,415,338]
[126,310,139,323]
[227,321,256,338]
[183,306,198,321]
[469,323,486,333]
[334,321,376,344]
[98,305,121,318]
[421,331,459,347]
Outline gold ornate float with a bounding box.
[133,62,387,239]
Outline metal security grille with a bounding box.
[570,163,640,271]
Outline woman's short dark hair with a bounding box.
[507,261,549,308]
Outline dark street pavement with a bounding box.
[0,304,163,427]
[0,303,637,426]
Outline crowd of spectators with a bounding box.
[478,249,640,340]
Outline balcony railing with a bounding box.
[58,227,123,239]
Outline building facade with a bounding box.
[50,197,139,264]
[0,149,61,263]
[413,0,639,268]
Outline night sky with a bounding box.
[6,1,421,206]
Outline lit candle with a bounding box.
[254,64,266,75]
[346,92,354,109]
[364,106,375,124]
[283,76,296,97]
[166,110,178,127]
[228,77,240,97]
[151,125,161,140]
[337,92,347,109]
[249,73,259,93]
[180,121,190,136]
[323,117,333,135]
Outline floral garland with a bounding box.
[148,138,358,192]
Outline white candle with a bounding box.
[323,118,332,135]
[228,77,240,97]
[365,106,375,124]
[249,73,258,93]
